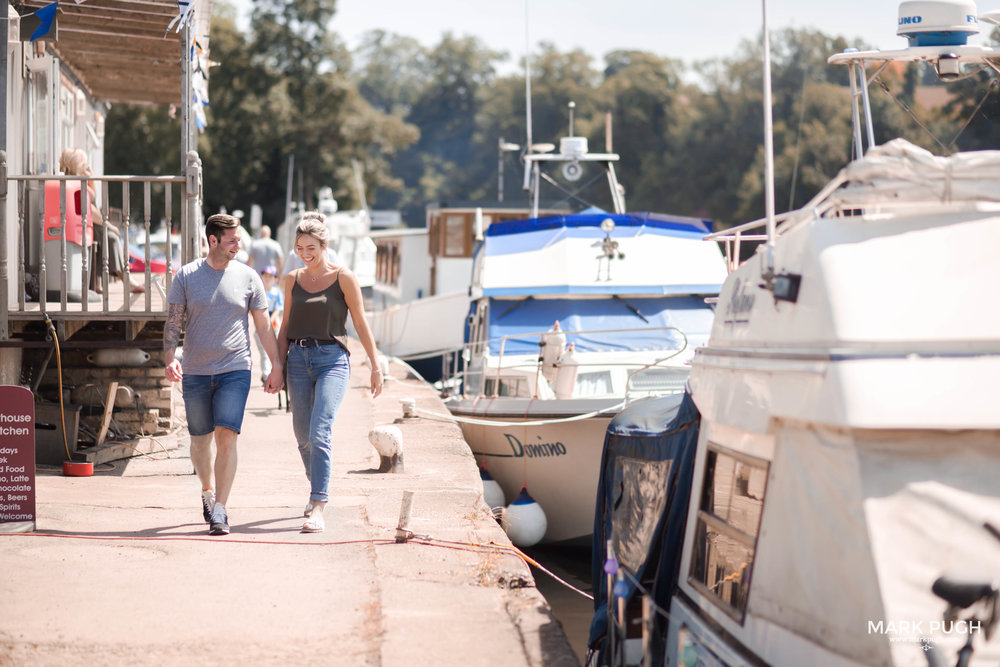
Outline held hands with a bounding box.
[371,368,384,398]
[264,367,285,394]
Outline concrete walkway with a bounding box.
[0,340,578,666]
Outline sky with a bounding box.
[318,0,994,69]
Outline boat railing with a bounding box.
[452,325,687,399]
[0,157,202,340]
[705,172,849,271]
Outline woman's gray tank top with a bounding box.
[287,275,351,354]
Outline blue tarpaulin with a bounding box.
[483,296,715,356]
[485,211,713,239]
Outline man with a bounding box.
[164,214,284,535]
[248,225,284,276]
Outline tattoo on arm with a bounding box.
[164,303,185,354]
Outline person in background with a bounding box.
[58,148,144,294]
[280,211,338,292]
[253,264,284,384]
[275,213,383,533]
[164,213,284,536]
[248,225,284,276]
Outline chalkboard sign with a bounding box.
[0,386,36,532]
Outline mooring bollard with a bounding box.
[395,490,415,543]
[369,425,404,473]
[400,398,416,418]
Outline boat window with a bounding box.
[375,239,401,287]
[484,377,527,397]
[628,368,690,394]
[575,371,612,397]
[443,214,468,257]
[688,445,769,622]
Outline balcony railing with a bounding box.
[0,151,203,340]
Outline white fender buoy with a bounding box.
[553,342,579,399]
[540,321,566,384]
[480,467,506,509]
[505,486,547,547]
[369,425,404,473]
[87,348,151,367]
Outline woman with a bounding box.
[58,148,144,294]
[274,212,384,533]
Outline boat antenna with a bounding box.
[524,0,533,160]
[521,0,538,207]
[351,158,370,213]
[284,153,294,230]
[761,0,777,282]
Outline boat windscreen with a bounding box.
[485,296,715,355]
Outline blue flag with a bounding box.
[29,2,58,42]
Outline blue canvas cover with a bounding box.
[483,296,715,356]
[587,391,701,665]
[485,211,713,239]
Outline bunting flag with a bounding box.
[190,35,210,131]
[29,1,59,41]
[165,0,195,35]
[193,89,208,131]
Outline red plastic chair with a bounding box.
[43,180,94,247]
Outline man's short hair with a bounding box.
[205,213,240,244]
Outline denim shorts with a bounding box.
[182,370,252,436]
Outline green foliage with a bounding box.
[108,0,417,230]
[105,11,999,236]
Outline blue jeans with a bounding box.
[182,370,252,436]
[286,343,350,502]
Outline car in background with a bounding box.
[128,230,181,274]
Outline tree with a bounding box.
[111,0,416,229]
[352,30,429,116]
[379,33,507,222]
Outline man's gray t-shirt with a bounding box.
[167,258,268,375]
[249,237,283,272]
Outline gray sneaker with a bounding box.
[201,489,215,523]
[209,504,229,535]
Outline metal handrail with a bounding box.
[1,164,198,338]
[462,325,688,397]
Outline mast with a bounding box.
[761,0,777,281]
[522,0,535,198]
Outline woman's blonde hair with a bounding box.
[295,211,329,247]
[59,148,91,176]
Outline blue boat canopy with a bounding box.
[485,211,714,237]
[481,296,715,356]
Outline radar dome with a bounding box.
[897,0,979,45]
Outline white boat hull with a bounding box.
[669,143,1000,666]
[368,290,470,361]
[449,397,620,544]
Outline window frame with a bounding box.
[687,444,770,623]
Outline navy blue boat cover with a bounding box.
[587,391,701,665]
